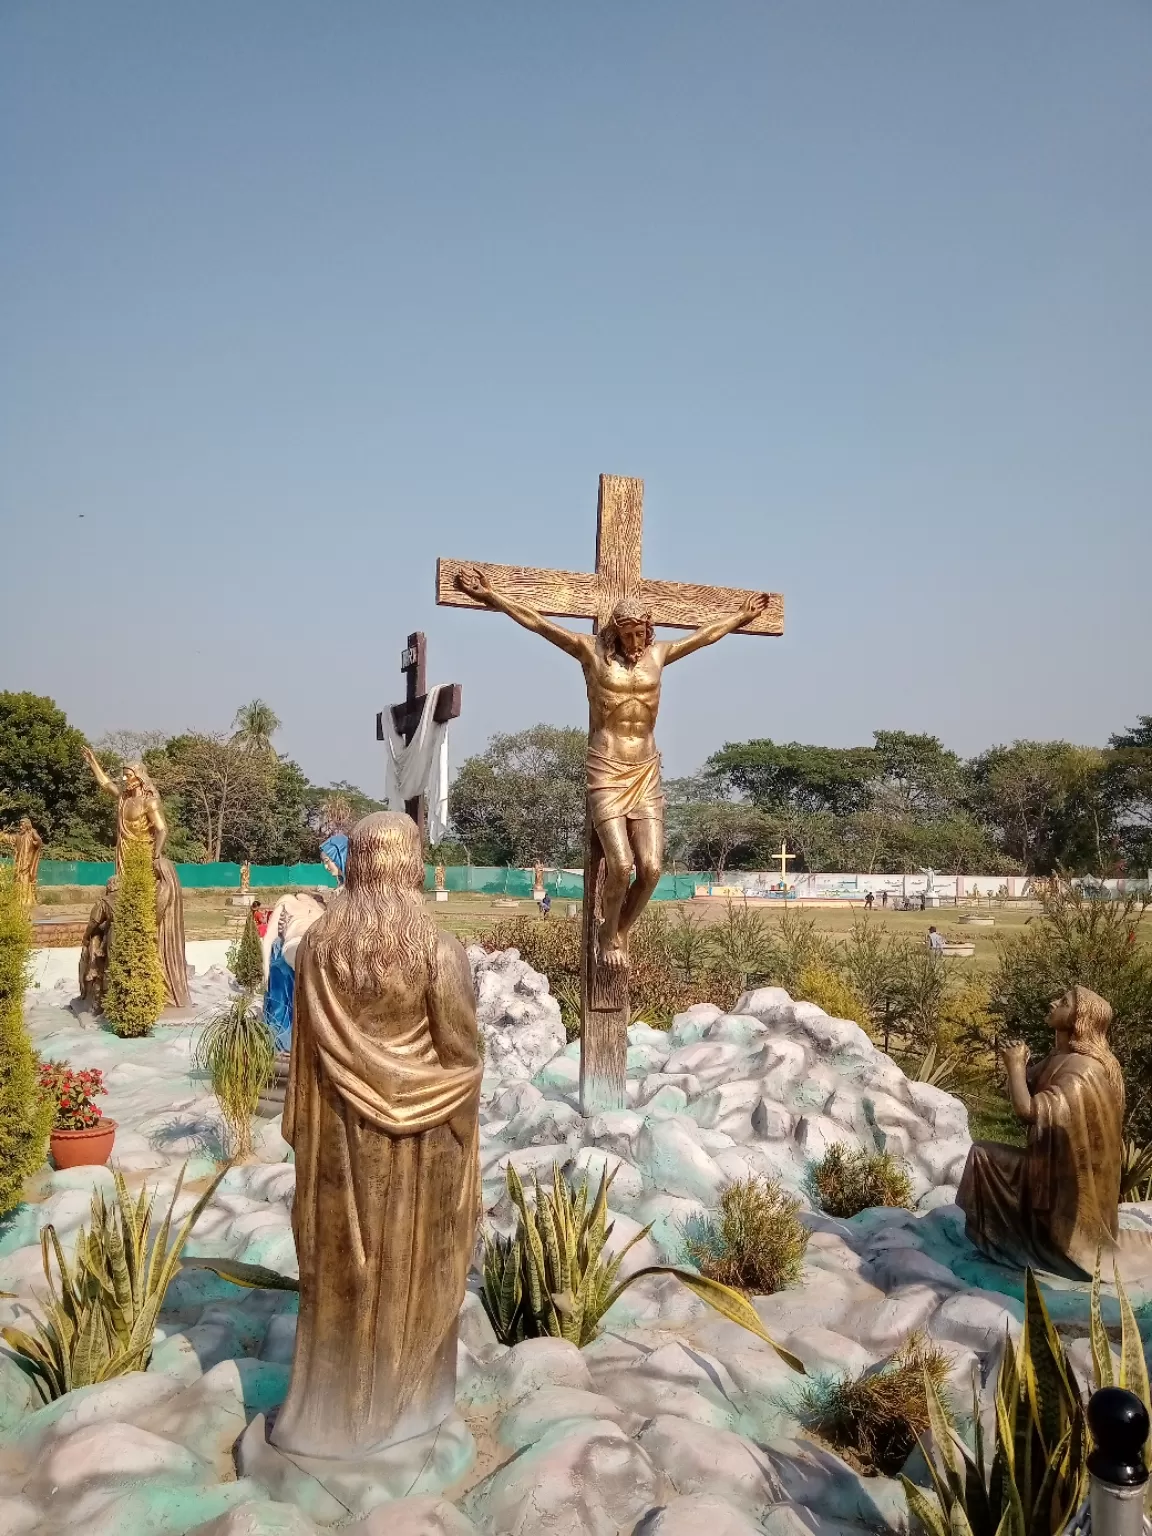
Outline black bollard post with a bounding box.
[1087,1388,1150,1536]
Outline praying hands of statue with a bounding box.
[1001,1041,1034,1123]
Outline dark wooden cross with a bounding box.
[436,474,783,1113]
[376,630,462,841]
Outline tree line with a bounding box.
[5,691,1149,877]
[448,721,1152,877]
[0,693,383,864]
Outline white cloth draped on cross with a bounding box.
[382,683,452,844]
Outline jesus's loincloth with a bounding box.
[586,748,665,830]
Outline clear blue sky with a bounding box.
[3,2,1149,792]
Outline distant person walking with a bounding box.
[539,892,552,919]
[863,891,874,910]
[880,890,888,908]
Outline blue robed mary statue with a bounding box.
[263,834,348,1050]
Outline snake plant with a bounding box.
[2,1163,228,1402]
[902,1260,1150,1536]
[480,1161,805,1367]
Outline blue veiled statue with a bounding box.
[263,835,348,1051]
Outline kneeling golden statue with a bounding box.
[958,985,1124,1280]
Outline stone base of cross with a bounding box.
[438,475,782,1112]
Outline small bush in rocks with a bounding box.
[811,1143,914,1218]
[800,1331,950,1475]
[194,995,275,1159]
[686,1175,809,1294]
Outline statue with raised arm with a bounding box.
[81,747,190,1010]
[457,568,768,969]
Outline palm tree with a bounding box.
[231,700,281,755]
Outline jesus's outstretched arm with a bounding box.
[663,592,770,664]
[456,568,591,662]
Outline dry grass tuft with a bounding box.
[811,1143,914,1218]
[800,1332,951,1475]
[686,1175,810,1294]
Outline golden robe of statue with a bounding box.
[1,818,44,907]
[82,748,190,1009]
[958,986,1124,1279]
[271,811,482,1459]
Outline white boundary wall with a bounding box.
[700,872,1150,901]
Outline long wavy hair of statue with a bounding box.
[125,762,161,799]
[1063,984,1124,1102]
[311,812,437,1003]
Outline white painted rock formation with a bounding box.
[4,952,1150,1535]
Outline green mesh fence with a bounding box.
[25,859,701,900]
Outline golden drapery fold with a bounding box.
[272,934,482,1459]
[153,857,189,1008]
[958,1051,1122,1279]
[586,747,664,829]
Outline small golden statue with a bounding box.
[271,812,482,1459]
[240,861,251,895]
[0,817,44,908]
[458,569,767,968]
[81,748,190,1010]
[958,986,1125,1279]
[77,878,117,1014]
[434,862,446,892]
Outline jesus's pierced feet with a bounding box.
[598,929,631,972]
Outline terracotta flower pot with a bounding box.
[50,1119,117,1170]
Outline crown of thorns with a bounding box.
[610,597,653,624]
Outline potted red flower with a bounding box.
[39,1061,116,1168]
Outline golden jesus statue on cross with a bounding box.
[439,474,782,1111]
[458,570,767,963]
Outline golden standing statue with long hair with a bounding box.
[457,570,768,968]
[958,986,1126,1279]
[81,747,190,1009]
[0,817,44,908]
[271,811,482,1459]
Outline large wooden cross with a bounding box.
[437,474,783,1111]
[376,630,462,841]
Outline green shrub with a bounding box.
[765,907,836,993]
[194,995,275,1159]
[102,840,166,1038]
[1,1164,226,1401]
[992,886,1152,1139]
[801,1331,950,1475]
[795,963,870,1026]
[685,1175,809,1294]
[706,897,776,994]
[484,909,713,1036]
[0,870,52,1215]
[227,908,265,992]
[811,1143,914,1218]
[480,1162,804,1367]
